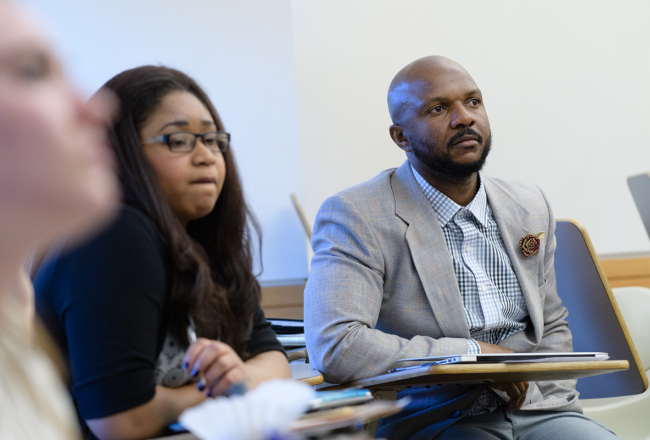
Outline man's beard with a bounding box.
[411,128,492,181]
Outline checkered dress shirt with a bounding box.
[412,166,529,415]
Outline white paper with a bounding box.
[179,379,315,440]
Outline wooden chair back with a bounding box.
[290,193,312,240]
[555,219,648,398]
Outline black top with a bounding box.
[34,205,284,436]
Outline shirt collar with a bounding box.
[411,165,489,228]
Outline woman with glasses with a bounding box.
[35,66,291,440]
[0,2,118,439]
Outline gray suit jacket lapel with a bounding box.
[484,177,544,343]
[391,162,470,338]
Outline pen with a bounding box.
[187,317,207,392]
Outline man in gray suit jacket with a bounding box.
[304,56,618,439]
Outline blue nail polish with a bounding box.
[198,382,204,391]
[206,390,212,397]
[182,362,188,369]
[190,367,198,377]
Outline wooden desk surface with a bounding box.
[151,361,627,439]
[319,360,629,391]
[291,362,324,386]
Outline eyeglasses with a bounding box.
[144,131,230,154]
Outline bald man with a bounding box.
[304,56,618,440]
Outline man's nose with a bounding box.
[450,104,475,129]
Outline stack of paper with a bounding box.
[179,380,314,440]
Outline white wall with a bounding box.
[291,0,650,256]
[24,0,309,282]
[22,0,650,282]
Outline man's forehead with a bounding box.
[395,78,479,109]
[387,56,479,123]
[405,65,477,96]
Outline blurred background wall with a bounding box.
[24,0,650,282]
[24,0,308,283]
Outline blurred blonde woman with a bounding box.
[0,2,118,439]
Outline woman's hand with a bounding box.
[183,338,250,397]
[87,345,290,439]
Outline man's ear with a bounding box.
[389,125,411,152]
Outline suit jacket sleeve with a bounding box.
[305,193,470,384]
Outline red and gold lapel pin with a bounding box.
[519,232,545,257]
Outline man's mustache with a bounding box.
[446,128,483,148]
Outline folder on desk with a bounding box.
[269,318,304,334]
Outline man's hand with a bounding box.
[476,341,514,353]
[491,381,529,412]
[476,342,529,411]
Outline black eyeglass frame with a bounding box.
[144,130,230,154]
